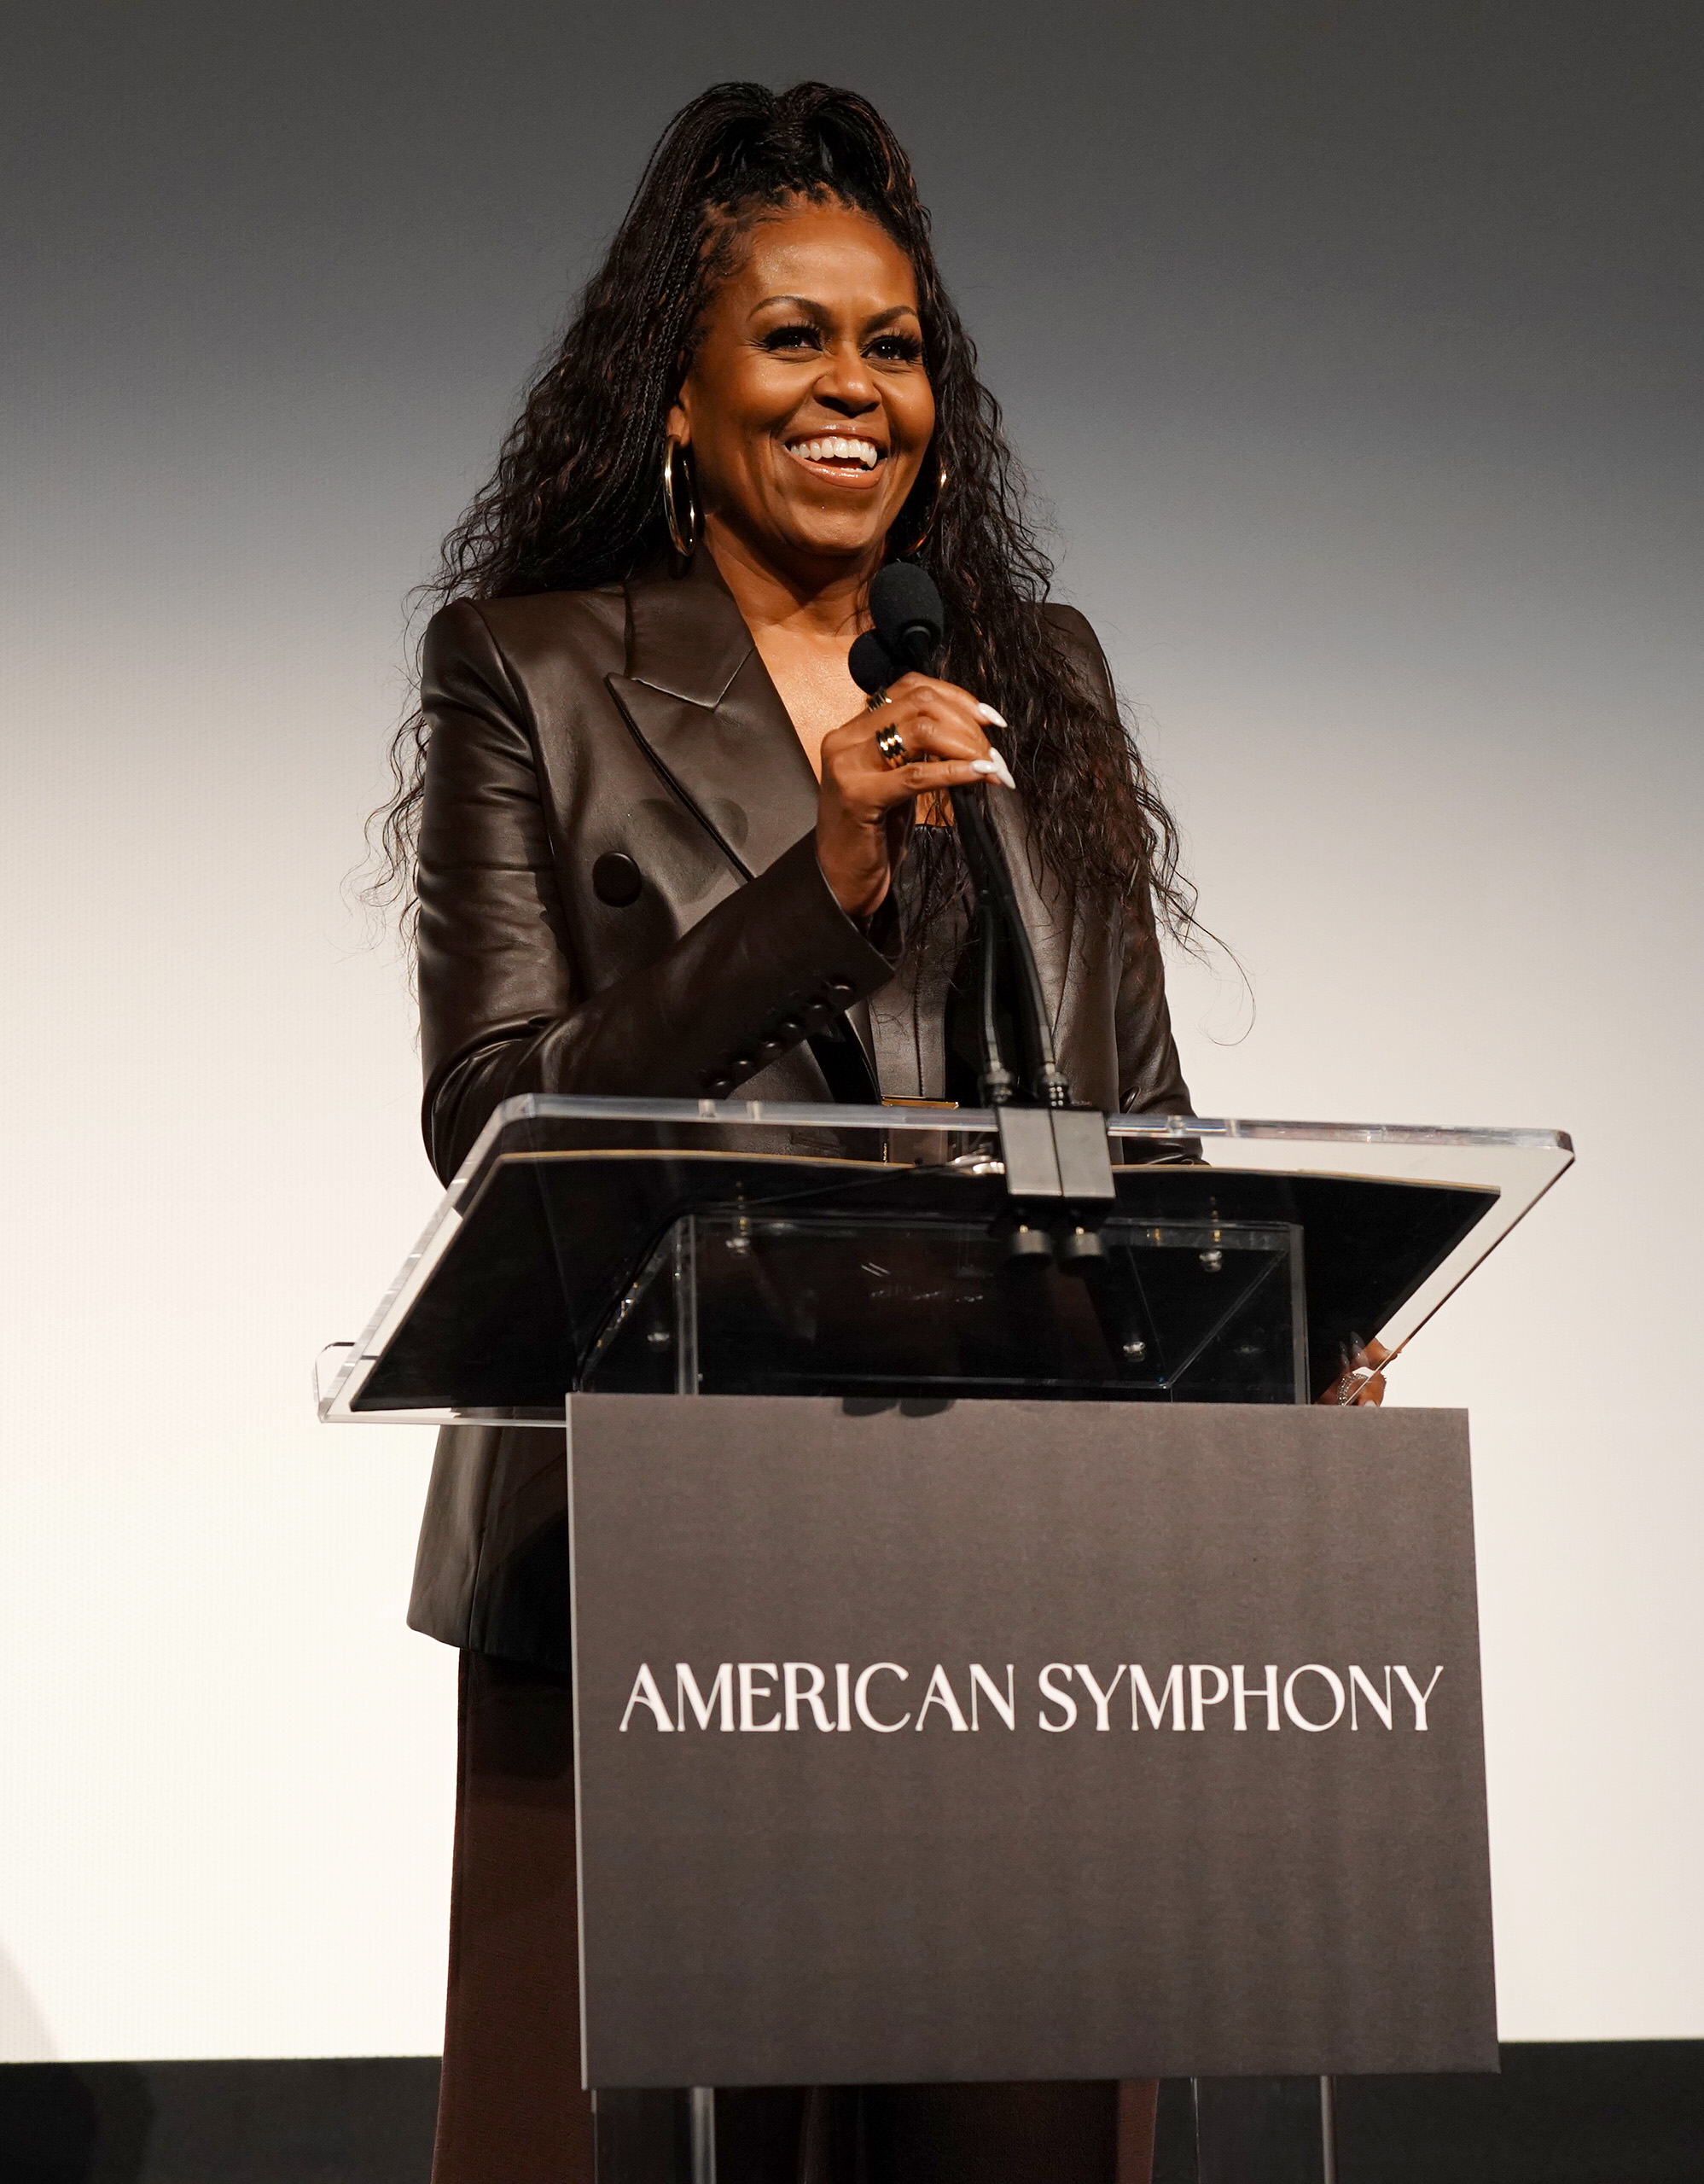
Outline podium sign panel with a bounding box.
[568,1393,1497,2088]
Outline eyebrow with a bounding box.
[750,294,922,331]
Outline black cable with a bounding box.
[968,836,1018,1107]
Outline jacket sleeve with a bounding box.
[415,600,896,1182]
[1045,603,1194,1117]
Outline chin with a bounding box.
[784,512,890,561]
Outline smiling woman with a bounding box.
[665,201,966,831]
[375,80,1188,2184]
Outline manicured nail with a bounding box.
[972,748,1017,789]
[970,758,999,775]
[975,704,1008,729]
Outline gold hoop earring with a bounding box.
[660,438,701,556]
[895,459,948,558]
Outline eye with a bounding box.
[761,321,823,352]
[868,332,925,364]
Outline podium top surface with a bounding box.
[317,1098,1571,1424]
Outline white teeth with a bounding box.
[789,435,880,469]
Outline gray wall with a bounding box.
[3,1,1700,2056]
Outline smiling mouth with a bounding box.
[784,433,886,480]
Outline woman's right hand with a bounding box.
[1318,1337,1393,1406]
[816,672,1015,921]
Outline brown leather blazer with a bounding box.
[407,550,1190,1666]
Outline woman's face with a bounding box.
[668,200,935,574]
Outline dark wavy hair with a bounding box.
[371,80,1195,953]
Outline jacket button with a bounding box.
[592,853,643,906]
[826,976,854,999]
[775,1016,804,1039]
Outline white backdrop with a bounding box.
[3,0,1700,2064]
[3,581,454,2059]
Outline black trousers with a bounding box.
[430,1652,1156,2184]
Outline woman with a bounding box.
[381,80,1201,2184]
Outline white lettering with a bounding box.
[1349,1666,1393,1731]
[1131,1664,1186,1731]
[968,1663,1015,1732]
[738,1663,781,1732]
[915,1665,970,1732]
[1233,1664,1280,1732]
[1038,1663,1079,1731]
[1189,1664,1230,1730]
[1073,1663,1125,1732]
[676,1662,733,1732]
[783,1662,834,1732]
[1393,1664,1444,1730]
[1284,1665,1346,1731]
[619,1663,673,1733]
[835,1662,852,1732]
[854,1663,910,1732]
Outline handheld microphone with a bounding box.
[847,565,948,693]
[869,562,945,673]
[847,629,897,699]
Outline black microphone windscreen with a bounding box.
[869,562,944,665]
[847,630,899,696]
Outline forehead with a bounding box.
[718,201,919,312]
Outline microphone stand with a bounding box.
[887,629,1115,1260]
[888,626,1067,1113]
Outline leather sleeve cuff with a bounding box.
[695,831,894,1098]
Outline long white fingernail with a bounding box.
[970,758,999,775]
[975,704,1008,729]
[987,747,1017,789]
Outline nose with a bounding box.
[819,387,880,419]
[815,342,880,420]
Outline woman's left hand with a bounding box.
[1318,1337,1391,1406]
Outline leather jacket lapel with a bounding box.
[607,557,819,885]
[607,555,880,1095]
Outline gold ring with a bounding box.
[874,721,910,770]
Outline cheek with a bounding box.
[717,358,796,430]
[683,347,771,435]
[701,375,800,489]
[893,381,936,455]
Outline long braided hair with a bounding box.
[372,81,1194,955]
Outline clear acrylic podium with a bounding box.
[318,1096,1571,2182]
[319,1097,1569,1422]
